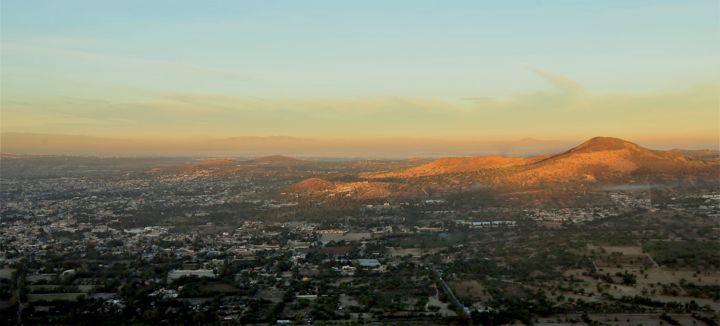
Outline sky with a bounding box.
[1,0,719,154]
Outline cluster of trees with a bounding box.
[644,240,720,269]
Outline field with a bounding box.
[552,243,720,312]
[448,280,491,304]
[536,313,707,325]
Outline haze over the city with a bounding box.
[2,1,718,156]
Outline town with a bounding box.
[3,0,719,324]
[1,156,718,325]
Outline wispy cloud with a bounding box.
[525,66,585,94]
[134,90,464,115]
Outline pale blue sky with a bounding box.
[1,1,718,142]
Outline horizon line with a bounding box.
[1,132,718,159]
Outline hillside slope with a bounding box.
[361,137,717,186]
[284,178,392,200]
[505,137,711,184]
[364,155,539,179]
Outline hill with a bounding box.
[364,155,540,179]
[362,136,717,186]
[284,178,392,200]
[285,178,335,193]
[181,137,717,200]
[505,137,711,184]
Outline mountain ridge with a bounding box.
[368,136,713,181]
[286,137,719,198]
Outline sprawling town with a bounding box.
[4,0,720,324]
[1,156,718,325]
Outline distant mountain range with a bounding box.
[4,135,717,200]
[164,155,308,175]
[285,137,720,199]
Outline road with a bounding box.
[430,266,468,318]
[16,274,24,323]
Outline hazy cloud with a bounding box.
[526,66,585,94]
[2,67,717,142]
